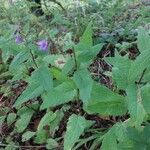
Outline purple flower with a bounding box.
[37,40,49,52]
[15,35,24,44]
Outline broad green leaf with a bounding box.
[9,51,29,71]
[105,54,132,89]
[125,125,150,149]
[17,103,39,115]
[126,85,139,122]
[7,113,16,126]
[35,129,48,144]
[64,114,93,150]
[137,27,150,53]
[114,123,129,142]
[80,22,93,47]
[86,83,127,116]
[128,28,150,82]
[124,127,149,150]
[4,142,16,150]
[35,111,57,144]
[141,84,150,114]
[51,67,68,82]
[126,85,146,127]
[135,102,146,127]
[62,58,75,74]
[128,51,150,82]
[33,65,53,92]
[126,127,143,143]
[15,108,34,133]
[101,126,118,150]
[0,40,24,55]
[14,83,44,106]
[78,43,104,65]
[22,131,35,142]
[102,123,129,150]
[40,81,77,109]
[73,68,93,104]
[106,46,150,88]
[0,116,5,124]
[49,110,64,135]
[37,111,56,131]
[143,124,150,145]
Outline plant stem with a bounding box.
[29,49,38,68]
[72,47,78,71]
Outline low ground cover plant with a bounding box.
[0,0,150,149]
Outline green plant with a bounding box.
[0,0,150,149]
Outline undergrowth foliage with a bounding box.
[0,0,150,150]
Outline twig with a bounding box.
[0,143,46,148]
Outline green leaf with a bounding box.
[35,129,48,144]
[126,127,143,143]
[15,107,34,133]
[35,112,57,144]
[80,22,93,47]
[37,111,56,131]
[46,138,59,150]
[64,114,93,150]
[136,102,146,127]
[143,123,150,144]
[7,113,16,126]
[137,27,150,53]
[141,84,150,114]
[106,48,150,89]
[117,124,150,149]
[101,126,118,150]
[126,85,146,127]
[49,110,64,135]
[128,51,150,82]
[102,123,140,150]
[125,127,147,150]
[86,83,127,116]
[51,67,68,82]
[105,54,132,89]
[0,116,6,124]
[40,81,77,109]
[9,51,29,71]
[78,44,104,65]
[73,68,93,104]
[33,65,53,92]
[22,131,35,142]
[14,83,44,106]
[62,58,75,74]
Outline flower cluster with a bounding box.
[14,34,49,52]
[37,40,49,52]
[15,34,24,44]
